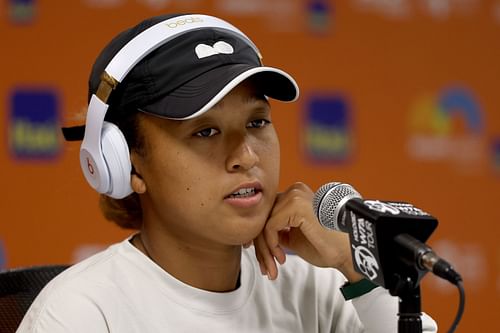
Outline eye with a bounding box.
[194,128,220,137]
[247,119,271,129]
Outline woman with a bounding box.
[18,13,437,332]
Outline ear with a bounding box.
[131,174,146,194]
[130,152,147,194]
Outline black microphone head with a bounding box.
[313,182,362,231]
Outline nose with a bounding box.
[226,134,259,172]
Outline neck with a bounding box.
[133,231,242,292]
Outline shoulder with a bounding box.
[17,239,134,332]
[42,239,126,291]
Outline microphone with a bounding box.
[312,182,462,292]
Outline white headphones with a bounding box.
[80,14,260,199]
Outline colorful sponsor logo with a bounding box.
[407,86,485,168]
[0,239,6,269]
[303,94,351,163]
[9,0,36,24]
[493,137,500,174]
[8,88,61,160]
[307,0,332,33]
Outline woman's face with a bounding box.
[132,80,280,247]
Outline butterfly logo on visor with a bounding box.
[195,41,234,59]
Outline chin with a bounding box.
[226,217,267,245]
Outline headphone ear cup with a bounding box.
[101,121,133,199]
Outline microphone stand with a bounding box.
[393,276,423,333]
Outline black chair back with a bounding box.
[0,265,69,333]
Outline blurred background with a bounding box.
[1,0,499,331]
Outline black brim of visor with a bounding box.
[139,63,299,119]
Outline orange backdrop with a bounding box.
[1,0,499,331]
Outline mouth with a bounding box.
[224,182,263,208]
[227,187,259,199]
[225,181,263,198]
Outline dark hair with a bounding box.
[99,110,144,229]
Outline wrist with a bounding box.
[342,269,364,283]
[338,259,364,283]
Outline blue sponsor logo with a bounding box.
[493,137,500,174]
[303,95,351,163]
[8,88,61,160]
[9,0,36,24]
[0,239,6,270]
[438,87,483,134]
[307,0,332,33]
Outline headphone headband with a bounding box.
[101,14,260,100]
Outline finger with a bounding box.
[259,192,290,266]
[254,233,278,280]
[253,247,267,275]
[264,224,287,265]
[272,192,322,242]
[252,234,266,275]
[265,208,304,245]
[264,197,306,264]
[278,229,290,248]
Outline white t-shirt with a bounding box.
[17,238,437,332]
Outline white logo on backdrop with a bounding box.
[351,0,480,20]
[83,0,182,9]
[428,239,487,293]
[215,0,300,32]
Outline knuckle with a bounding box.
[292,182,309,191]
[264,226,275,240]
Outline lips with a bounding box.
[224,182,263,208]
[228,187,256,198]
[225,182,262,199]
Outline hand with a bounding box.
[253,182,363,282]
